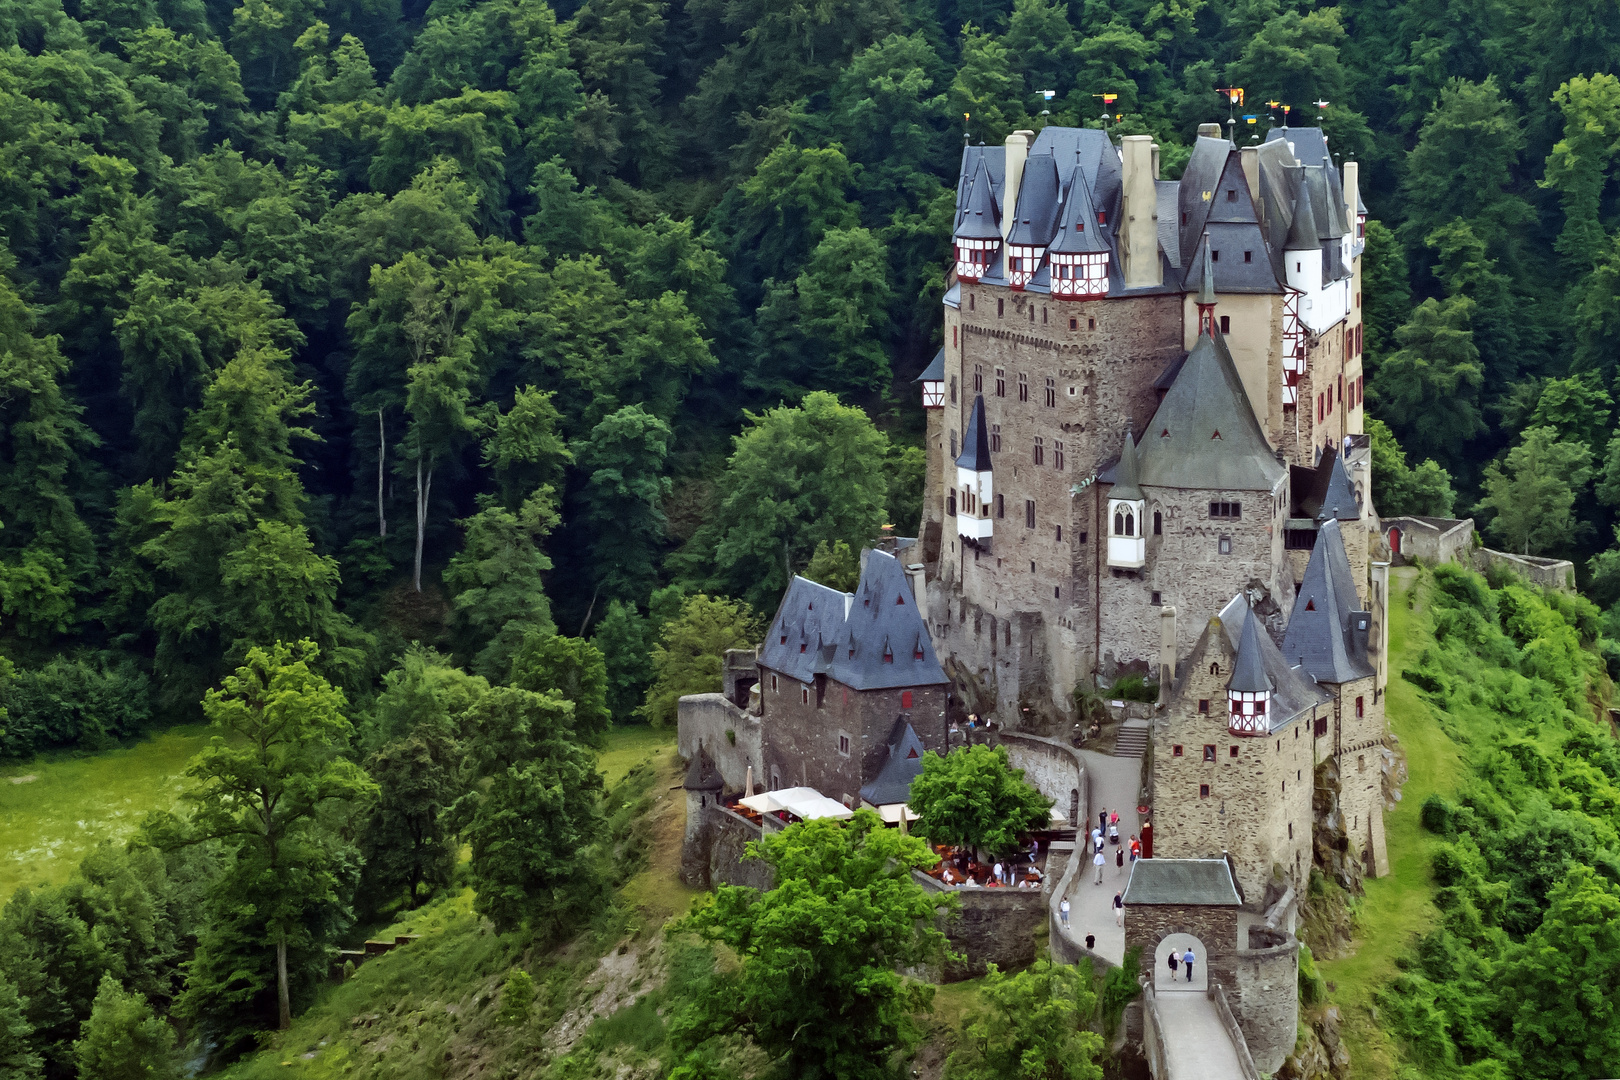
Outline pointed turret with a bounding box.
[1195,237,1217,336]
[956,396,994,549]
[1006,153,1060,289]
[1105,425,1145,568]
[1281,519,1375,685]
[954,158,1000,282]
[1049,165,1110,298]
[1226,603,1273,736]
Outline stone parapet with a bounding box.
[677,694,763,794]
[914,870,1047,980]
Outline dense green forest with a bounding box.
[0,0,1618,1072]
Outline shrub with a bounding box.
[0,654,153,758]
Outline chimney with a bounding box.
[1001,130,1033,242]
[1120,135,1162,289]
[1157,605,1177,703]
[1240,145,1261,215]
[1197,122,1222,139]
[1342,160,1360,235]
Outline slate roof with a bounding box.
[1214,595,1327,730]
[1266,126,1328,168]
[1227,604,1272,693]
[957,395,992,471]
[1177,136,1233,263]
[1294,445,1361,521]
[684,746,722,791]
[1122,858,1243,906]
[956,144,1005,219]
[1109,424,1143,500]
[955,157,1001,240]
[916,347,944,384]
[859,719,927,805]
[1008,153,1061,246]
[1156,180,1182,269]
[1133,329,1286,492]
[759,551,949,692]
[1049,165,1110,255]
[1280,519,1375,684]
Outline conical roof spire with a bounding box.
[1228,604,1273,694]
[1197,236,1216,307]
[1111,424,1143,500]
[957,395,992,471]
[955,158,1001,240]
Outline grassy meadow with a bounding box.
[1317,567,1464,1079]
[0,724,211,901]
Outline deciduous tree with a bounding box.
[907,745,1053,858]
[945,960,1104,1080]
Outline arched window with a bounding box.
[1114,510,1124,535]
[1153,511,1162,535]
[1124,511,1135,536]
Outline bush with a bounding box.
[1420,793,1457,836]
[0,654,153,758]
[1107,675,1158,703]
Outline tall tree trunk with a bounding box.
[276,936,291,1030]
[414,455,433,592]
[377,411,387,538]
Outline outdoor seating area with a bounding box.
[920,839,1056,889]
[729,786,854,825]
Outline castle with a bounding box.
[677,123,1395,1072]
[915,123,1392,897]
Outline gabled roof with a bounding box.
[1123,858,1243,906]
[915,347,944,384]
[1030,126,1121,218]
[1227,604,1273,693]
[1134,330,1285,492]
[1178,136,1234,263]
[955,157,1001,240]
[859,719,927,805]
[1008,153,1061,246]
[1265,126,1329,167]
[1281,520,1375,684]
[957,395,992,471]
[760,551,949,693]
[1049,165,1110,255]
[1285,168,1320,250]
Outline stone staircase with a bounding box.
[1114,718,1151,758]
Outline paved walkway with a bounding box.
[1156,991,1248,1080]
[1061,747,1141,964]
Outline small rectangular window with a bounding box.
[1226,188,1237,202]
[901,690,913,709]
[838,733,850,755]
[1203,745,1216,762]
[953,325,958,347]
[1025,499,1035,529]
[1200,784,1210,798]
[1244,250,1252,263]
[1069,317,1078,330]
[950,376,957,404]
[996,493,1004,518]
[1356,696,1365,718]
[1212,249,1220,262]
[1220,315,1230,334]
[950,431,957,458]
[802,686,809,704]
[1032,437,1044,466]
[1045,377,1056,408]
[973,363,983,393]
[1218,535,1232,555]
[1151,591,1161,605]
[1173,744,1184,757]
[772,675,778,691]
[997,297,1004,317]
[1054,441,1064,470]
[1230,745,1239,758]
[1198,699,1209,714]
[995,368,1005,397]
[1088,317,1096,330]
[1209,501,1242,518]
[990,424,1001,453]
[1055,525,1063,541]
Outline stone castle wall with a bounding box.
[1151,625,1316,901]
[702,804,776,893]
[915,870,1048,980]
[757,671,948,802]
[677,694,763,794]
[1232,927,1302,1074]
[997,731,1087,824]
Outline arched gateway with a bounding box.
[1121,858,1243,990]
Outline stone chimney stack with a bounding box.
[1197,122,1223,139]
[1120,135,1162,289]
[1342,160,1360,234]
[1001,130,1033,242]
[1241,145,1261,214]
[1157,605,1177,703]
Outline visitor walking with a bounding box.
[1028,838,1040,863]
[1059,897,1070,927]
[1092,827,1103,853]
[1108,822,1120,846]
[1113,892,1124,926]
[1109,810,1120,829]
[1098,808,1108,834]
[1183,948,1196,984]
[1116,847,1125,874]
[1129,834,1141,862]
[993,860,1004,886]
[1093,848,1105,884]
[1167,951,1179,982]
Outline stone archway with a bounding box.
[1153,932,1208,992]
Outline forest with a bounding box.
[0,0,1617,1072]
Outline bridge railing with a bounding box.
[1209,980,1262,1080]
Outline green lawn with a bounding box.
[598,724,675,788]
[1317,567,1463,1080]
[0,725,211,901]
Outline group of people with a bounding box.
[1090,807,1142,884]
[938,836,1045,889]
